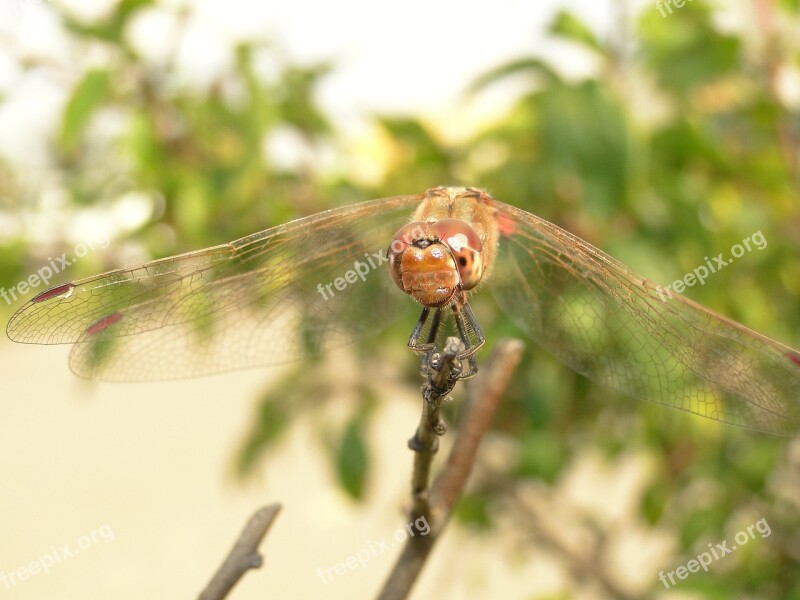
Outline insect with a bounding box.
[7,187,800,435]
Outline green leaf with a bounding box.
[638,4,741,95]
[680,508,726,548]
[514,430,568,482]
[469,58,560,94]
[641,480,669,524]
[59,69,111,154]
[454,491,493,529]
[336,417,369,499]
[549,10,603,52]
[236,393,291,477]
[63,0,155,44]
[780,0,800,12]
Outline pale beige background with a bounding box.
[0,338,580,599]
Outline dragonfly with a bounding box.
[6,187,800,436]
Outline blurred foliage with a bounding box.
[333,413,371,499]
[2,0,800,597]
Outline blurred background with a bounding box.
[1,0,800,598]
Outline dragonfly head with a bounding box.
[387,218,485,307]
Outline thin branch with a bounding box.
[198,503,283,600]
[509,491,642,600]
[407,336,464,518]
[377,338,525,600]
[431,339,524,513]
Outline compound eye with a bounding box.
[387,221,430,290]
[430,219,484,290]
[389,222,430,252]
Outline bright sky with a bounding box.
[0,0,636,170]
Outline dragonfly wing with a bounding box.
[487,199,800,436]
[7,194,423,381]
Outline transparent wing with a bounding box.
[487,200,800,436]
[6,194,424,381]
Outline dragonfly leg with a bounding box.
[407,295,484,380]
[408,306,444,376]
[407,306,442,352]
[407,306,430,349]
[452,299,485,378]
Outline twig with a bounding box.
[198,503,283,600]
[407,336,464,518]
[377,338,525,600]
[509,490,641,600]
[431,339,524,513]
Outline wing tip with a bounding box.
[6,282,78,343]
